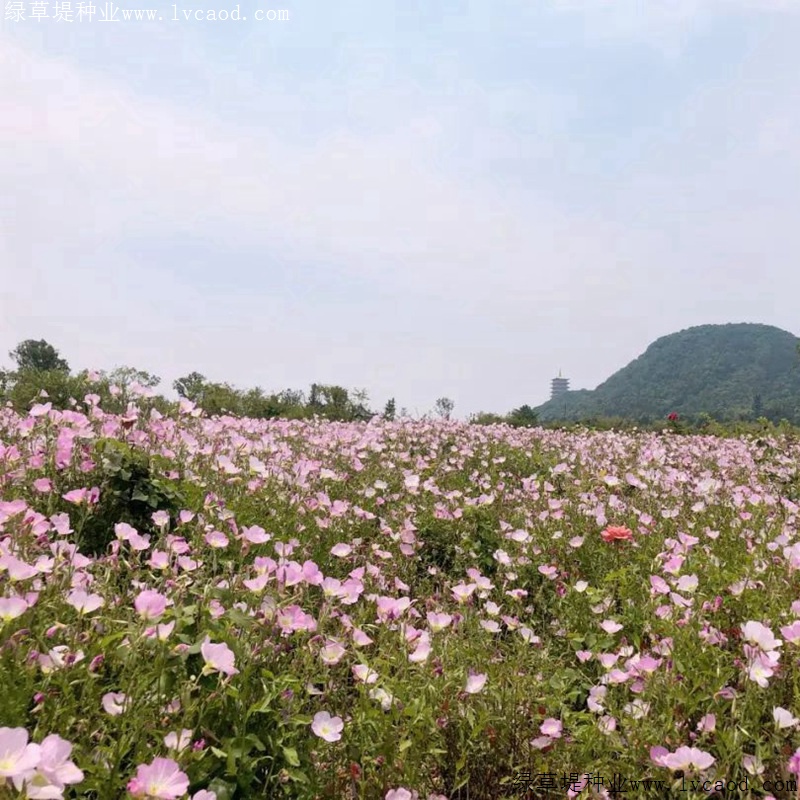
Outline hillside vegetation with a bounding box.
[535,323,800,424]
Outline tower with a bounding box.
[550,371,569,400]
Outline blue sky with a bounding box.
[2,1,800,415]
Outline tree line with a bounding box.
[0,338,540,427]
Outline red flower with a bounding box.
[601,525,634,543]
[667,412,679,422]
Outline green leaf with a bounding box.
[282,746,300,767]
[206,778,236,800]
[287,768,310,784]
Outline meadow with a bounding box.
[2,393,800,799]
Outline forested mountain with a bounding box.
[535,323,800,424]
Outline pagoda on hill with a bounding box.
[550,371,569,400]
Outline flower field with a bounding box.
[2,398,800,799]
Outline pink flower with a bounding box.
[386,790,414,800]
[66,589,104,614]
[0,596,28,621]
[741,621,782,652]
[654,746,715,772]
[773,707,799,729]
[464,672,487,694]
[408,636,431,663]
[450,583,477,604]
[375,596,411,622]
[127,758,189,798]
[204,531,228,549]
[426,612,453,632]
[15,733,83,796]
[600,619,623,634]
[200,638,239,676]
[697,714,716,733]
[747,649,780,687]
[62,489,90,505]
[352,628,373,647]
[311,711,344,742]
[134,590,168,621]
[241,525,270,544]
[780,620,800,644]
[540,718,562,738]
[0,727,41,779]
[352,664,378,684]
[102,692,129,716]
[152,511,170,529]
[319,639,346,666]
[163,730,193,753]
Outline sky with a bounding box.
[2,1,800,417]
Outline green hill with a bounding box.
[536,323,800,424]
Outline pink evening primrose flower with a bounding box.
[0,596,29,622]
[102,692,129,716]
[464,672,487,694]
[204,531,228,549]
[540,718,563,739]
[451,583,477,604]
[127,758,189,799]
[652,746,715,772]
[66,589,105,615]
[773,707,799,729]
[311,711,344,743]
[600,619,623,634]
[780,621,800,644]
[352,664,378,684]
[200,639,239,676]
[164,730,193,753]
[0,727,41,779]
[741,621,782,652]
[386,790,414,800]
[14,733,84,797]
[134,590,169,621]
[427,612,453,633]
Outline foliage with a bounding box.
[4,405,800,798]
[535,323,800,425]
[9,338,70,372]
[75,439,185,556]
[174,371,208,403]
[308,383,372,421]
[506,404,538,428]
[434,397,455,420]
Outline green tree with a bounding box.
[308,383,372,421]
[506,404,538,428]
[9,339,69,372]
[469,411,505,425]
[383,398,396,421]
[435,397,455,420]
[108,366,161,390]
[173,372,208,403]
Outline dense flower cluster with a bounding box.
[2,395,800,796]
